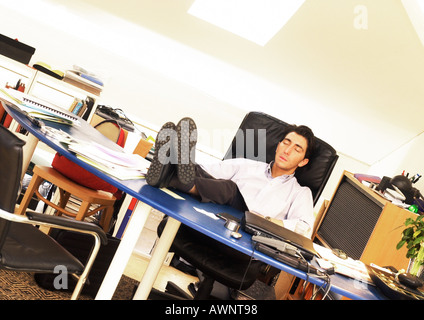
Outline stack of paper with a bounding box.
[313,243,372,284]
[68,141,150,180]
[63,66,104,95]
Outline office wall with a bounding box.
[1,0,422,207]
[0,0,247,157]
[368,131,424,195]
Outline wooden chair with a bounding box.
[17,125,153,232]
[16,120,128,232]
[16,166,116,231]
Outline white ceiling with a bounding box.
[63,0,424,165]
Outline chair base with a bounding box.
[148,283,192,300]
[146,276,232,300]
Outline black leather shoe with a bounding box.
[146,122,177,188]
[175,117,197,185]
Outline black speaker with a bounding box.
[316,175,384,260]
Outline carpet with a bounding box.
[0,269,139,300]
[0,268,275,300]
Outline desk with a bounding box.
[2,103,386,300]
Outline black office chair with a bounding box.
[151,112,338,300]
[0,125,108,300]
[224,112,338,205]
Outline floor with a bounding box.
[123,253,199,296]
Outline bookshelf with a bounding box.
[0,54,102,172]
[0,54,100,128]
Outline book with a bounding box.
[70,65,104,86]
[68,140,150,180]
[69,97,81,114]
[69,97,87,117]
[63,70,103,96]
[79,73,104,86]
[76,154,146,180]
[0,88,80,126]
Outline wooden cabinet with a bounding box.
[275,171,418,300]
[314,171,416,270]
[0,54,99,125]
[0,55,35,89]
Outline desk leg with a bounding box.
[20,132,38,180]
[95,200,151,300]
[132,217,181,300]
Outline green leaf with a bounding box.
[407,248,417,258]
[405,218,414,226]
[413,230,423,238]
[413,237,424,246]
[397,240,406,250]
[404,227,414,237]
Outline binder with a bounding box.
[0,88,80,126]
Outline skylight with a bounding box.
[188,0,305,46]
[402,0,424,46]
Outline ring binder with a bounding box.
[0,88,80,126]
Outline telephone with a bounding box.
[367,264,424,300]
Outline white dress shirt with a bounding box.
[200,158,314,233]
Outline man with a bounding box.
[146,117,315,235]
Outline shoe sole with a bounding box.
[146,122,176,187]
[176,117,197,185]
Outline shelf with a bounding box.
[0,54,100,125]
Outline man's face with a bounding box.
[273,132,309,177]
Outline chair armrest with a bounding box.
[26,211,108,245]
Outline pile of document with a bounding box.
[68,141,150,180]
[313,244,372,284]
[63,65,104,96]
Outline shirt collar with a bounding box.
[266,161,295,181]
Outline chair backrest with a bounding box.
[223,112,338,205]
[0,125,25,249]
[0,125,25,213]
[94,119,126,147]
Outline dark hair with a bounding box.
[281,124,315,159]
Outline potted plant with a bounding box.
[397,215,424,276]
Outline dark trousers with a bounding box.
[193,165,248,212]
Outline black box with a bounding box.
[0,34,35,65]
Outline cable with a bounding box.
[237,246,256,293]
[309,272,332,300]
[250,240,333,300]
[297,251,332,300]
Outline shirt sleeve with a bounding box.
[281,187,315,238]
[200,158,244,180]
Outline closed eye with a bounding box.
[282,138,304,153]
